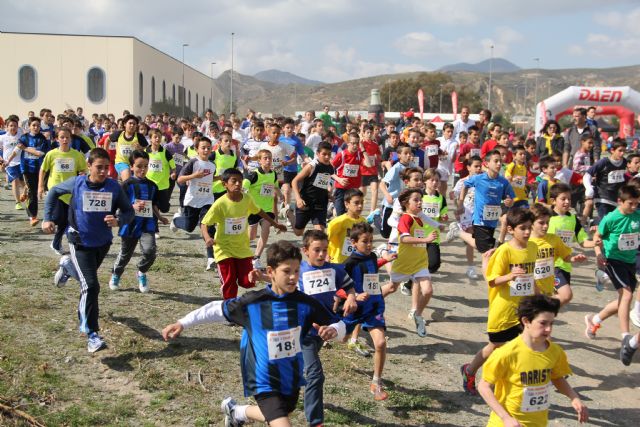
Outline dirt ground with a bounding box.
[1,185,639,426]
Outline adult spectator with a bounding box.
[452,106,476,140]
[535,120,564,157]
[477,109,492,142]
[562,107,601,167]
[318,105,333,130]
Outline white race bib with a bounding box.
[343,164,359,177]
[512,175,525,188]
[520,384,550,413]
[470,148,481,158]
[556,230,574,245]
[224,217,246,235]
[149,159,163,172]
[411,156,420,167]
[119,145,133,157]
[363,273,381,295]
[534,258,554,280]
[302,269,336,295]
[313,173,331,189]
[422,202,439,218]
[426,144,439,156]
[82,191,112,212]
[510,274,534,296]
[608,169,624,184]
[24,152,39,160]
[618,233,639,251]
[172,153,185,166]
[267,326,301,360]
[196,181,211,195]
[483,205,501,221]
[413,228,426,247]
[108,141,117,151]
[54,158,75,173]
[260,184,274,197]
[341,237,355,256]
[135,199,153,218]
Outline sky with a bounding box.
[2,0,640,83]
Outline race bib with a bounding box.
[556,230,574,245]
[341,237,355,256]
[618,233,639,251]
[363,273,381,295]
[512,175,525,188]
[510,274,534,297]
[195,181,211,195]
[426,145,439,156]
[54,158,75,173]
[343,164,359,177]
[82,191,112,212]
[483,205,501,221]
[224,217,246,235]
[608,169,624,184]
[411,156,421,167]
[135,199,153,218]
[149,159,163,172]
[108,141,117,150]
[313,173,331,189]
[422,202,439,218]
[520,384,550,413]
[267,326,301,360]
[534,258,554,280]
[24,152,39,160]
[260,184,274,197]
[413,228,425,247]
[119,145,133,157]
[302,269,336,295]
[470,148,481,158]
[172,153,185,166]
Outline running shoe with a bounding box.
[461,363,477,395]
[466,266,479,280]
[631,310,640,329]
[109,274,121,291]
[251,257,264,270]
[50,241,64,256]
[54,256,72,288]
[401,281,413,296]
[620,335,637,366]
[348,341,371,357]
[445,222,461,243]
[15,202,24,210]
[137,271,149,293]
[414,315,427,337]
[155,232,160,239]
[584,314,600,339]
[87,332,106,353]
[366,209,380,224]
[206,258,216,271]
[169,212,179,233]
[30,217,39,227]
[221,397,244,427]
[370,383,389,401]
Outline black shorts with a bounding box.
[472,225,496,254]
[606,259,637,292]
[249,211,274,225]
[294,207,327,230]
[156,188,171,213]
[554,267,571,289]
[255,390,300,423]
[282,170,298,185]
[361,175,379,186]
[488,324,522,344]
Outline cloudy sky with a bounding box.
[2,0,639,83]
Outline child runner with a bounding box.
[478,295,589,426]
[437,122,456,197]
[535,156,558,206]
[145,129,176,220]
[359,124,382,216]
[211,131,242,200]
[279,117,308,213]
[0,116,26,210]
[331,133,366,217]
[161,241,346,427]
[291,141,335,236]
[110,114,148,181]
[452,131,469,185]
[38,127,87,254]
[109,150,169,293]
[17,116,50,226]
[326,188,366,264]
[241,120,266,174]
[42,148,134,352]
[461,208,539,395]
[242,149,280,269]
[164,127,186,212]
[200,168,286,300]
[378,144,413,238]
[422,168,448,274]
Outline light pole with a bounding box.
[181,43,188,117]
[210,62,216,111]
[488,45,494,110]
[388,79,391,112]
[230,32,235,114]
[439,84,443,113]
[533,57,540,106]
[514,85,519,115]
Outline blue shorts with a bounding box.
[512,200,530,209]
[6,165,23,183]
[114,162,130,174]
[344,300,386,331]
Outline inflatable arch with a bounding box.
[535,86,640,137]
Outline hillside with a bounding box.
[438,58,520,73]
[253,69,323,86]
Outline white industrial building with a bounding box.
[0,31,216,119]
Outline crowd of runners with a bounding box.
[2,103,639,426]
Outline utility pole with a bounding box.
[210,62,216,110]
[488,44,494,109]
[181,43,188,118]
[388,79,391,112]
[439,84,443,113]
[230,32,235,114]
[533,57,540,106]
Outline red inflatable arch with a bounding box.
[535,86,640,137]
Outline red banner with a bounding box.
[451,91,458,120]
[417,89,424,120]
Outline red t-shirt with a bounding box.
[455,143,481,174]
[527,154,540,184]
[331,149,363,189]
[360,139,380,176]
[422,139,441,170]
[481,139,498,158]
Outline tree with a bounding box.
[151,99,195,118]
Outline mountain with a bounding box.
[253,69,323,86]
[439,58,521,73]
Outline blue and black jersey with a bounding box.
[343,251,386,327]
[298,261,354,323]
[18,132,50,173]
[119,177,159,238]
[222,286,336,397]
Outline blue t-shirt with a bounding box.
[279,134,305,173]
[464,172,515,228]
[382,162,408,208]
[18,132,50,173]
[298,261,354,328]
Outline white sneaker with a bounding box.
[400,281,412,296]
[87,332,106,353]
[415,315,427,337]
[170,212,179,233]
[221,397,242,427]
[408,309,416,321]
[109,274,121,291]
[155,232,160,239]
[631,310,640,329]
[252,257,264,270]
[54,256,72,288]
[206,258,216,271]
[137,271,149,293]
[466,266,479,280]
[445,222,461,243]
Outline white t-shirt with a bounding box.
[242,138,266,172]
[453,118,476,140]
[1,132,22,167]
[183,159,216,208]
[437,137,458,176]
[305,132,323,153]
[300,120,313,136]
[453,177,475,228]
[259,142,295,177]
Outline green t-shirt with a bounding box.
[421,192,447,244]
[41,148,87,204]
[146,148,176,190]
[242,168,278,213]
[598,208,640,264]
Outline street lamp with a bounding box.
[230,32,235,114]
[488,44,494,110]
[439,84,444,113]
[182,43,189,118]
[388,78,391,112]
[533,57,540,106]
[210,62,216,111]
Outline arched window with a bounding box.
[138,72,144,106]
[172,84,176,105]
[87,67,105,103]
[196,93,199,115]
[18,65,37,101]
[151,76,156,104]
[162,80,166,102]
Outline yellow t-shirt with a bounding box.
[486,241,539,333]
[392,213,429,275]
[529,235,572,295]
[505,162,528,202]
[483,335,572,427]
[201,193,260,262]
[327,214,366,264]
[41,148,87,204]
